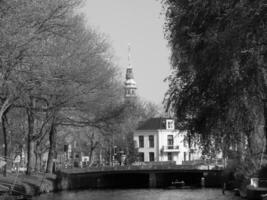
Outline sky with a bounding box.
[80,0,171,105]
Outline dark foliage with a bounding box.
[163,0,267,164]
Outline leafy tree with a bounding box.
[0,0,86,175]
[163,0,267,173]
[0,0,123,174]
[36,18,121,173]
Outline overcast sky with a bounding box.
[80,0,170,105]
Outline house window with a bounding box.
[166,120,174,130]
[139,152,144,162]
[149,152,155,162]
[139,136,144,148]
[184,152,187,161]
[64,145,68,152]
[167,135,173,149]
[149,135,154,148]
[167,152,172,161]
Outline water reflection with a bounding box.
[33,189,241,200]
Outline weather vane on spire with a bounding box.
[128,43,132,68]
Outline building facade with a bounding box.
[133,118,201,165]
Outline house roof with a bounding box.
[136,117,173,130]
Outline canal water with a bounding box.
[33,189,241,200]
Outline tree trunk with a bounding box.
[0,98,11,122]
[34,145,41,172]
[39,153,43,172]
[264,99,267,153]
[88,148,93,166]
[1,115,7,176]
[46,122,56,173]
[26,107,35,175]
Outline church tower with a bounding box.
[124,44,137,100]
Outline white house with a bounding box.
[133,118,201,165]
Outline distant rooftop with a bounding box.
[136,117,174,130]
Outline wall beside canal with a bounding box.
[55,168,222,190]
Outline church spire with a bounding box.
[124,43,137,100]
[128,43,132,68]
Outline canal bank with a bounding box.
[0,173,56,196]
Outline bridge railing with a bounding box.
[58,163,223,174]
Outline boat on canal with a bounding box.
[167,179,191,189]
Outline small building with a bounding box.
[133,118,201,165]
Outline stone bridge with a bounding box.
[56,165,223,190]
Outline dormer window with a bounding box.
[166,119,174,130]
